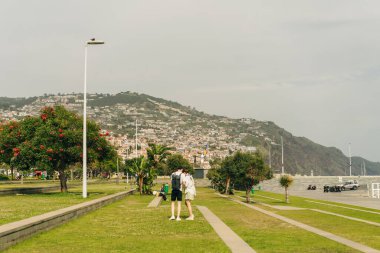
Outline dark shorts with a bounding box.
[171,189,182,201]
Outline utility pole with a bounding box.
[268,143,272,169]
[348,143,352,176]
[135,119,138,158]
[281,136,284,174]
[116,157,119,184]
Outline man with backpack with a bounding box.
[169,168,186,221]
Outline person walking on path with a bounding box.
[169,168,185,221]
[183,169,196,220]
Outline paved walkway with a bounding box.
[305,200,380,214]
[280,189,380,210]
[147,196,163,208]
[197,206,256,253]
[225,196,380,253]
[310,209,380,227]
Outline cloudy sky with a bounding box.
[1,1,379,162]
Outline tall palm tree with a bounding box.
[127,156,148,195]
[279,174,294,203]
[146,143,172,174]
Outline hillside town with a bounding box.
[0,93,270,170]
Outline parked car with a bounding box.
[324,185,341,192]
[337,180,359,191]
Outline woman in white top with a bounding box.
[183,169,196,220]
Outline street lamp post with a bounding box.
[83,38,104,198]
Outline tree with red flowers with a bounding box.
[0,120,26,179]
[0,106,117,192]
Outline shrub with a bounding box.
[0,174,9,181]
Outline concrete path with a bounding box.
[219,195,380,253]
[310,209,380,227]
[306,200,380,215]
[254,194,282,202]
[197,206,256,253]
[259,202,305,210]
[147,196,163,208]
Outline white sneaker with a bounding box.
[186,215,194,221]
[176,217,181,221]
[169,216,175,220]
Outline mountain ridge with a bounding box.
[1,91,379,176]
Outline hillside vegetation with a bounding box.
[1,92,379,176]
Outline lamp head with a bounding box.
[86,38,105,45]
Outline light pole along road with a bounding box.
[83,38,105,198]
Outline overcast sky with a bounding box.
[1,0,379,162]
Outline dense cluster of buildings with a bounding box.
[1,93,276,171]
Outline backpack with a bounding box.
[171,173,181,190]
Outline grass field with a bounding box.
[244,191,380,250]
[0,182,131,225]
[4,192,230,253]
[4,188,364,253]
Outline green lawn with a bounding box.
[238,191,380,250]
[0,182,131,225]
[252,191,380,223]
[0,180,61,189]
[195,189,358,253]
[4,192,230,253]
[5,188,361,253]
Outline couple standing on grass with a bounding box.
[169,167,196,221]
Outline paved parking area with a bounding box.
[281,189,380,210]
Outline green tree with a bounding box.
[166,153,193,174]
[234,152,271,203]
[0,106,116,192]
[146,143,172,175]
[207,158,224,192]
[0,121,26,179]
[219,154,240,194]
[279,174,294,203]
[125,156,148,194]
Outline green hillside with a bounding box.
[1,91,379,176]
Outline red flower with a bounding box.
[0,150,4,154]
[47,148,53,153]
[105,132,110,136]
[14,153,19,157]
[59,134,64,138]
[41,114,48,121]
[40,145,45,150]
[59,129,63,133]
[48,157,52,161]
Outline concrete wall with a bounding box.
[0,189,135,251]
